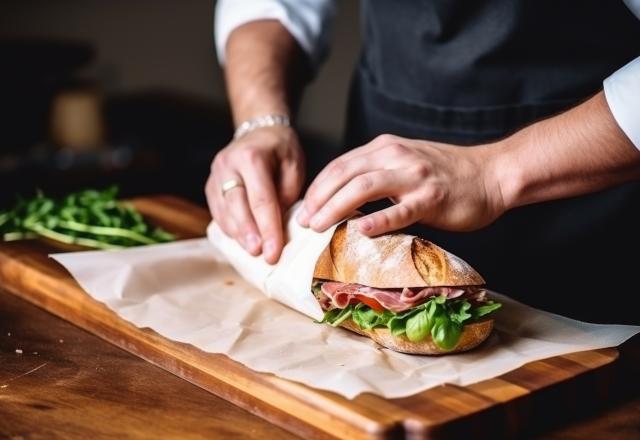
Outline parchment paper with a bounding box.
[51,203,640,399]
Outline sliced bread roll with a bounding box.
[313,220,493,355]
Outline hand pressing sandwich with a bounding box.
[312,220,501,354]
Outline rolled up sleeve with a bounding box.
[603,1,640,148]
[214,0,336,69]
[604,57,640,149]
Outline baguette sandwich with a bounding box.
[312,220,501,354]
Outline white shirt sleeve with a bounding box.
[603,0,640,148]
[214,0,336,68]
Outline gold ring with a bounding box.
[221,178,244,196]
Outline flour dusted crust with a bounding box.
[314,220,485,288]
[340,318,494,355]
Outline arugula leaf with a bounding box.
[319,305,354,327]
[470,301,502,320]
[317,308,342,324]
[331,307,353,327]
[0,187,174,249]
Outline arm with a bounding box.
[207,21,308,264]
[207,0,335,264]
[496,0,640,205]
[299,91,640,235]
[496,51,640,211]
[224,20,309,127]
[494,91,640,211]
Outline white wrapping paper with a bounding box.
[51,203,640,399]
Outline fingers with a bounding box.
[299,135,404,226]
[223,181,262,255]
[307,170,409,231]
[356,200,422,236]
[205,174,237,239]
[205,125,307,264]
[299,154,382,227]
[278,156,305,209]
[207,157,272,259]
[240,158,284,264]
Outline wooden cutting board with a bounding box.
[0,195,626,440]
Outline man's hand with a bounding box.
[298,134,506,236]
[299,92,640,237]
[207,19,312,263]
[206,126,305,263]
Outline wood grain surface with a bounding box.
[0,195,636,440]
[0,289,299,440]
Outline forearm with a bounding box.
[491,91,640,210]
[224,20,311,125]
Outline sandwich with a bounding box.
[312,220,501,354]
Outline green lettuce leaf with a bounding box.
[352,304,393,330]
[316,291,501,351]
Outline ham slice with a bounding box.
[320,282,484,313]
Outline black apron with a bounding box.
[344,0,640,323]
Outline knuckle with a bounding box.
[374,133,395,145]
[211,154,222,172]
[219,217,236,237]
[240,147,262,164]
[212,151,233,174]
[386,143,408,156]
[234,218,252,234]
[353,174,375,193]
[412,163,432,179]
[303,195,320,213]
[250,192,277,211]
[424,184,445,204]
[395,203,415,222]
[375,212,392,230]
[327,159,347,177]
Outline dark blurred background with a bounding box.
[0,0,361,208]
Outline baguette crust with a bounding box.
[340,319,494,355]
[314,220,484,288]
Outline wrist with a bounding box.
[483,136,526,213]
[230,123,299,153]
[230,93,290,127]
[233,114,291,140]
